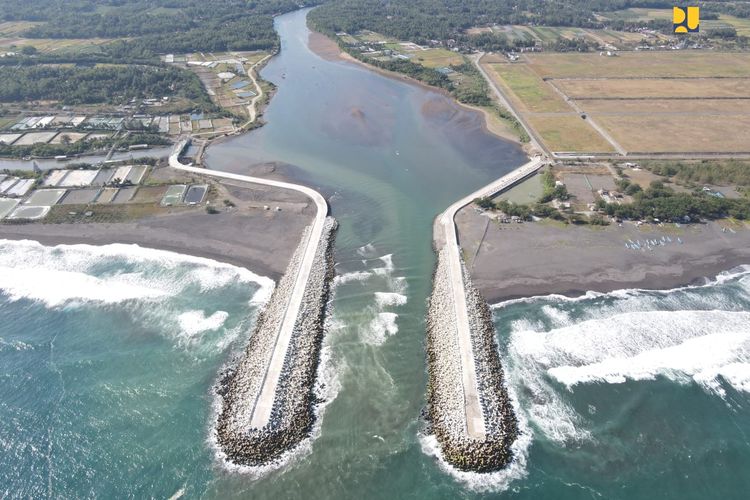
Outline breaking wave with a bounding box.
[333,245,408,346]
[500,267,750,444]
[374,292,407,307]
[0,239,273,356]
[0,239,274,308]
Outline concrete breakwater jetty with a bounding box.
[426,247,518,472]
[216,216,337,466]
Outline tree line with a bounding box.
[309,0,749,50]
[1,0,322,58]
[0,64,212,108]
[602,180,750,221]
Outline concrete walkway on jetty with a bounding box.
[436,157,544,439]
[169,139,328,430]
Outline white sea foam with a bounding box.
[178,310,230,337]
[0,239,274,307]
[506,308,750,442]
[419,386,532,493]
[361,312,399,345]
[492,265,750,310]
[0,265,168,307]
[374,292,407,307]
[333,270,372,285]
[356,242,377,257]
[373,254,394,276]
[390,276,408,294]
[543,312,750,392]
[540,305,573,328]
[0,337,33,351]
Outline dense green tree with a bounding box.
[0,64,212,107]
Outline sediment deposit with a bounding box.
[216,216,337,466]
[425,247,518,472]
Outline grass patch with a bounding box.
[528,114,615,152]
[412,48,464,68]
[487,63,572,113]
[45,202,186,224]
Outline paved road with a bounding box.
[169,140,328,429]
[438,157,544,439]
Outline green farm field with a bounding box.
[527,114,616,153]
[411,48,464,68]
[487,63,572,113]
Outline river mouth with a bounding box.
[201,5,528,492]
[3,6,750,499]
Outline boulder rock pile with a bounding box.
[425,247,518,472]
[216,216,338,466]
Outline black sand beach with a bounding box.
[456,206,750,303]
[0,170,315,280]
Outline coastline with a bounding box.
[456,206,750,304]
[307,31,523,146]
[0,171,316,281]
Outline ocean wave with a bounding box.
[333,270,372,286]
[492,264,750,310]
[0,239,274,307]
[390,276,408,295]
[333,251,406,346]
[356,242,377,257]
[0,265,168,307]
[373,253,394,276]
[506,309,750,443]
[542,311,750,394]
[360,312,399,345]
[374,292,407,308]
[178,310,230,338]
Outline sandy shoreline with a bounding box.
[0,172,315,281]
[456,206,750,304]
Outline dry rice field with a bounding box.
[593,115,750,154]
[526,52,750,79]
[580,99,750,115]
[483,52,750,154]
[526,115,615,153]
[554,78,750,99]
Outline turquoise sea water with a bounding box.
[2,8,750,499]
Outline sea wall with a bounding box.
[216,216,338,465]
[425,247,518,472]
